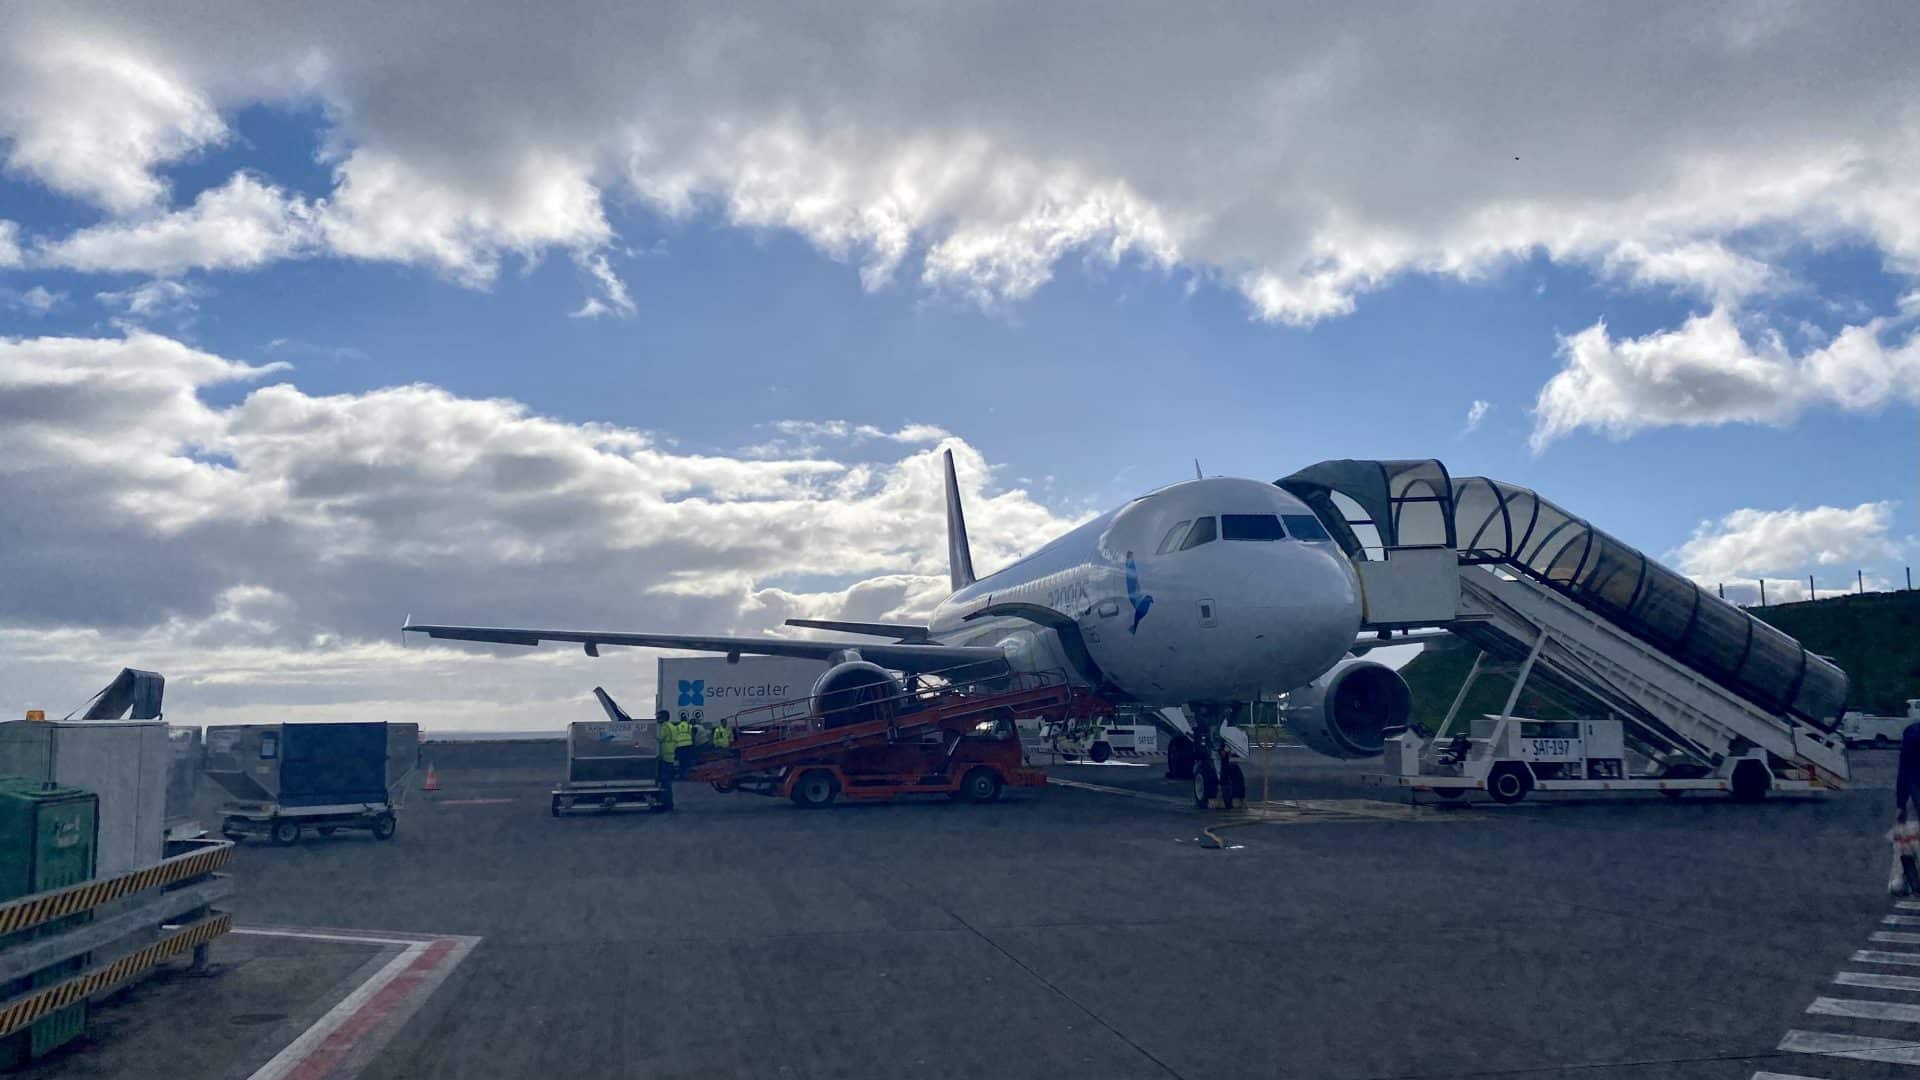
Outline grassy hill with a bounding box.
[1400,588,1920,730]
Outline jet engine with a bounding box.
[1277,659,1412,759]
[810,661,906,729]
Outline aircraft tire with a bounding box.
[1222,762,1247,808]
[1165,737,1195,781]
[1192,765,1219,809]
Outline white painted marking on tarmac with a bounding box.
[1853,949,1920,967]
[1897,900,1920,910]
[1871,931,1920,945]
[1749,1071,1828,1080]
[1883,914,1920,925]
[236,926,479,1080]
[1808,995,1920,1023]
[232,927,426,947]
[248,942,427,1080]
[1836,970,1920,992]
[1045,777,1189,806]
[1780,1028,1920,1065]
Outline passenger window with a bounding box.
[1283,514,1332,542]
[1222,514,1285,540]
[1156,520,1193,554]
[1180,516,1217,549]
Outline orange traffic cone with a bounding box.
[423,763,440,792]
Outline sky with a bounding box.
[1,2,1916,730]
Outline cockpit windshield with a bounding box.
[1222,514,1286,540]
[1179,516,1217,549]
[1282,514,1332,541]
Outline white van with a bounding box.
[1842,701,1920,748]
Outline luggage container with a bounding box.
[205,722,418,844]
[551,689,668,816]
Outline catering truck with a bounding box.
[656,655,830,731]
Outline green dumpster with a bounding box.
[0,776,98,1067]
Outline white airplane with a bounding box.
[404,450,1416,805]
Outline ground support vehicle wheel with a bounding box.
[792,770,838,808]
[1487,763,1533,805]
[959,767,1003,804]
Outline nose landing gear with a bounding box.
[1185,702,1250,810]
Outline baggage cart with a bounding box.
[551,689,669,816]
[204,722,418,844]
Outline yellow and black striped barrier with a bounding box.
[0,842,232,938]
[0,913,231,1039]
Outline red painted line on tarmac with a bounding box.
[434,797,515,805]
[284,938,456,1080]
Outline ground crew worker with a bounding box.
[656,709,679,779]
[673,714,697,775]
[712,721,733,752]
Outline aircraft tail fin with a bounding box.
[592,686,634,723]
[943,448,976,591]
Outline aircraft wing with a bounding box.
[782,618,932,642]
[402,622,1003,674]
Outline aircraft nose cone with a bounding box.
[1254,542,1363,688]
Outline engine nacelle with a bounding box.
[811,661,906,729]
[1277,659,1412,759]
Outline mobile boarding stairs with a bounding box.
[1279,460,1852,802]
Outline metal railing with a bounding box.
[0,837,234,1043]
[727,661,1089,741]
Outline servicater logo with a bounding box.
[678,679,705,707]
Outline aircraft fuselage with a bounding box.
[926,477,1361,705]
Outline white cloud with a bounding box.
[0,40,226,212]
[2,285,64,316]
[0,221,21,267]
[1462,399,1491,434]
[316,149,613,288]
[568,250,634,319]
[1,4,1917,325]
[39,173,319,275]
[1531,308,1920,449]
[96,279,204,321]
[747,419,955,458]
[1673,502,1905,591]
[0,332,1077,730]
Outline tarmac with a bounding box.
[15,741,1920,1080]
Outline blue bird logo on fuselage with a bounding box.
[1124,551,1153,634]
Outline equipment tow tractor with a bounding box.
[683,666,1110,808]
